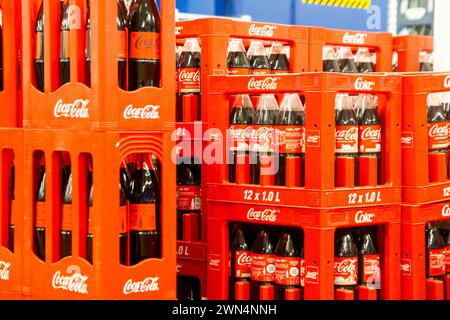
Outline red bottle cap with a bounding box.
[182,213,200,242]
[235,281,250,300]
[285,288,300,300]
[235,155,250,185]
[259,284,274,300]
[183,95,200,122]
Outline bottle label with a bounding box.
[275,256,300,285]
[228,68,249,76]
[278,125,305,154]
[118,30,127,59]
[129,32,161,60]
[334,257,358,286]
[35,202,46,228]
[428,122,448,150]
[251,253,276,282]
[250,125,277,153]
[362,254,381,284]
[178,68,201,94]
[250,69,271,75]
[60,30,70,59]
[335,125,359,154]
[176,186,201,211]
[235,250,252,278]
[129,204,157,231]
[229,125,253,153]
[359,125,382,154]
[300,258,305,287]
[120,205,128,234]
[428,248,446,276]
[61,204,72,231]
[445,246,450,273]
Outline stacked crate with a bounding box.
[393,35,434,72]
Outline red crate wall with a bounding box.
[393,35,434,72]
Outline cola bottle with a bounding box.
[392,51,398,72]
[323,46,340,72]
[337,47,357,74]
[426,223,446,281]
[251,229,275,300]
[276,94,305,187]
[85,0,91,87]
[176,160,201,240]
[356,48,375,73]
[229,95,254,183]
[443,93,450,157]
[8,164,15,253]
[128,155,162,265]
[60,0,70,86]
[117,0,127,90]
[268,42,290,74]
[358,95,382,184]
[34,161,46,261]
[334,229,358,293]
[177,38,201,121]
[275,232,301,300]
[420,51,434,72]
[443,226,450,275]
[251,95,279,185]
[335,94,359,185]
[61,171,73,258]
[128,0,161,90]
[247,40,270,75]
[119,164,128,265]
[427,93,448,154]
[86,171,93,264]
[229,224,252,300]
[35,2,44,92]
[178,276,200,300]
[227,38,250,75]
[357,228,381,290]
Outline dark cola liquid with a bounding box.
[323,59,340,72]
[178,51,201,120]
[129,59,161,90]
[250,230,274,300]
[61,172,72,259]
[420,62,434,72]
[338,59,358,74]
[34,166,46,261]
[269,54,290,73]
[8,165,15,252]
[229,225,251,300]
[60,2,70,86]
[357,62,375,73]
[274,232,300,300]
[249,55,270,73]
[120,232,127,265]
[86,234,93,263]
[426,223,446,281]
[117,0,127,90]
[227,51,250,73]
[85,1,91,87]
[35,3,44,92]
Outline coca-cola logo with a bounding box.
[442,204,450,217]
[0,261,11,281]
[342,32,368,45]
[401,259,412,276]
[429,123,448,138]
[134,36,160,51]
[355,211,375,224]
[123,277,160,295]
[355,77,375,91]
[123,105,160,120]
[178,69,200,82]
[52,270,89,294]
[229,126,253,140]
[334,259,357,274]
[237,252,252,266]
[248,77,280,91]
[401,132,414,147]
[305,266,319,284]
[252,127,275,141]
[248,24,277,37]
[306,271,318,281]
[54,99,90,119]
[307,130,320,147]
[444,75,450,88]
[209,258,220,267]
[247,208,278,222]
[361,127,381,141]
[335,127,358,141]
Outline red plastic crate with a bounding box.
[207,203,401,300]
[21,129,176,299]
[21,0,175,131]
[308,27,393,72]
[203,73,402,208]
[177,241,207,299]
[393,35,434,72]
[0,0,22,127]
[401,200,450,300]
[401,72,450,204]
[0,129,24,299]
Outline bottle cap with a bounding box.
[259,284,274,300]
[235,281,250,300]
[285,288,301,300]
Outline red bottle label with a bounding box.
[118,30,127,59]
[335,125,359,154]
[445,246,450,273]
[275,256,300,285]
[61,204,72,231]
[35,202,46,228]
[120,205,128,234]
[229,125,253,153]
[428,122,448,150]
[334,257,358,286]
[250,69,271,75]
[278,125,304,154]
[176,185,201,211]
[228,68,249,76]
[428,248,446,276]
[251,253,276,282]
[129,203,156,231]
[178,67,200,94]
[250,125,277,153]
[300,258,305,287]
[359,124,382,153]
[129,32,161,60]
[362,254,381,284]
[235,250,252,278]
